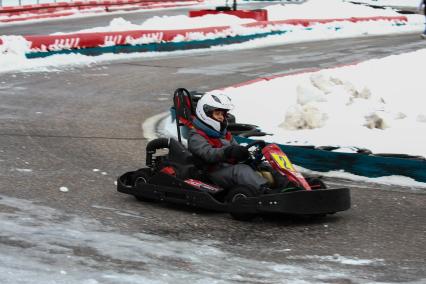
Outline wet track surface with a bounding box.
[1,14,426,283]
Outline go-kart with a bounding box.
[117,88,350,220]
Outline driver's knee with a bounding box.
[231,164,254,176]
[231,164,267,187]
[257,170,274,186]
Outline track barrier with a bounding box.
[0,15,408,57]
[235,136,426,183]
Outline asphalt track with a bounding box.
[0,7,426,283]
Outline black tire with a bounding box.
[226,186,258,221]
[130,169,155,202]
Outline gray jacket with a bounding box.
[187,129,238,165]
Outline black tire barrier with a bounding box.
[316,146,372,155]
[372,153,426,161]
[227,123,260,136]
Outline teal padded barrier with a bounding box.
[235,136,426,183]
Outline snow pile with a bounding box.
[221,48,426,157]
[266,0,401,20]
[139,14,255,30]
[67,14,255,34]
[0,35,97,72]
[0,36,30,66]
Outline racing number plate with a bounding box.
[270,152,296,172]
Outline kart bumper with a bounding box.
[230,188,351,215]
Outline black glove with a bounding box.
[224,145,249,162]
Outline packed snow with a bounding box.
[265,0,403,19]
[212,48,426,158]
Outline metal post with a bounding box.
[19,0,22,6]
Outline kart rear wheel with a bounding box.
[130,169,155,202]
[226,186,258,221]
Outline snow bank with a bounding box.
[0,35,98,72]
[59,14,255,34]
[220,48,426,157]
[266,0,401,20]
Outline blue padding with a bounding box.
[235,136,426,183]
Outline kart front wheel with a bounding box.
[226,186,258,221]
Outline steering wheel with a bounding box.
[244,140,266,166]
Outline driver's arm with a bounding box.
[188,133,226,164]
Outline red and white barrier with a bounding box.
[21,25,231,51]
[0,15,408,52]
[189,9,268,21]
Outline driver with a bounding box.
[188,92,268,194]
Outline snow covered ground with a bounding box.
[214,49,426,158]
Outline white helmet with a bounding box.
[195,93,234,132]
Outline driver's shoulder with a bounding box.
[188,129,208,144]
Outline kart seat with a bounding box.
[173,88,197,130]
[168,138,194,165]
[168,138,205,180]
